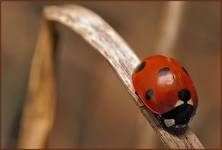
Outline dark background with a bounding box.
[2,1,221,148]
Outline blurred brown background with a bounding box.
[2,1,221,148]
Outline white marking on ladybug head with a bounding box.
[164,119,175,127]
[174,100,184,107]
[187,99,193,106]
[175,98,193,107]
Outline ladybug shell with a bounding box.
[132,55,198,114]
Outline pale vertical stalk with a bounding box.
[17,20,56,148]
[156,1,185,56]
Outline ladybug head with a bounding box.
[160,89,196,129]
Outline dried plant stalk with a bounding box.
[17,20,56,148]
[18,4,204,149]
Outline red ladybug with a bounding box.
[132,55,198,128]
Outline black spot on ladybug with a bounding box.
[182,67,190,75]
[134,62,146,73]
[178,89,191,102]
[146,89,153,100]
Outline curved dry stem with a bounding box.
[18,4,204,149]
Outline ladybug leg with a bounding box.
[152,113,165,128]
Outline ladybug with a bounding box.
[132,55,198,129]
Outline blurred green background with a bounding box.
[2,1,221,148]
